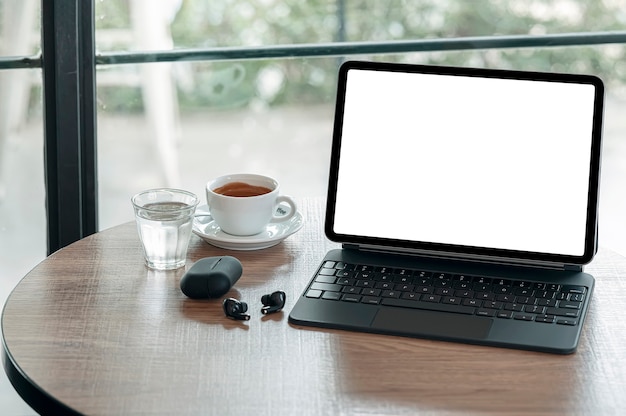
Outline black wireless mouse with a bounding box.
[180,256,243,299]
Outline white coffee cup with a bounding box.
[206,173,297,236]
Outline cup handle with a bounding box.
[271,196,297,223]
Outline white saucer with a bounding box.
[192,204,304,250]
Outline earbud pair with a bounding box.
[223,291,286,321]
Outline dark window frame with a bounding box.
[42,0,98,255]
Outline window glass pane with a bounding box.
[95,0,626,51]
[0,1,45,414]
[94,1,626,258]
[0,2,45,300]
[96,57,337,229]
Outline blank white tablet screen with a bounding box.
[333,68,596,256]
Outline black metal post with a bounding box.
[41,0,98,255]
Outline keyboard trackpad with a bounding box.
[371,308,492,340]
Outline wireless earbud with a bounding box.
[261,291,286,315]
[223,298,250,321]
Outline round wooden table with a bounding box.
[3,199,626,415]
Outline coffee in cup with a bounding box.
[206,173,297,236]
[213,182,272,197]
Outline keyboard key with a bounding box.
[475,292,495,301]
[493,286,513,295]
[514,287,534,297]
[434,280,452,288]
[361,296,381,305]
[546,307,580,318]
[356,271,375,279]
[423,294,441,303]
[524,305,546,314]
[400,292,420,301]
[463,299,481,307]
[473,282,492,291]
[559,301,582,309]
[341,286,361,294]
[536,298,556,307]
[435,287,453,296]
[334,262,348,270]
[375,274,394,282]
[341,294,361,302]
[453,274,474,282]
[354,264,373,272]
[310,282,342,292]
[537,290,557,299]
[497,311,514,319]
[415,285,434,294]
[375,282,394,290]
[515,296,536,305]
[321,291,342,301]
[474,276,492,285]
[434,273,452,281]
[513,313,535,321]
[414,276,433,286]
[395,284,414,292]
[442,297,462,305]
[393,275,413,284]
[562,285,586,294]
[355,280,374,288]
[476,309,496,317]
[569,293,585,302]
[322,261,336,268]
[496,294,515,303]
[455,289,474,298]
[318,268,336,276]
[556,318,578,326]
[336,270,355,278]
[483,301,503,310]
[453,280,473,290]
[361,288,381,297]
[314,275,337,284]
[535,314,556,323]
[382,290,401,299]
[555,292,567,301]
[504,303,524,312]
[306,289,322,298]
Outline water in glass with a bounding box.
[135,201,194,270]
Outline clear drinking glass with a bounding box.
[131,188,199,270]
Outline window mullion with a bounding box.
[42,0,98,255]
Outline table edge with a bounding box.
[1,337,82,416]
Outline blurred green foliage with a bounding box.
[94,0,626,112]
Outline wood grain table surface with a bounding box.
[3,198,626,415]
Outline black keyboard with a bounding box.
[304,261,587,326]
